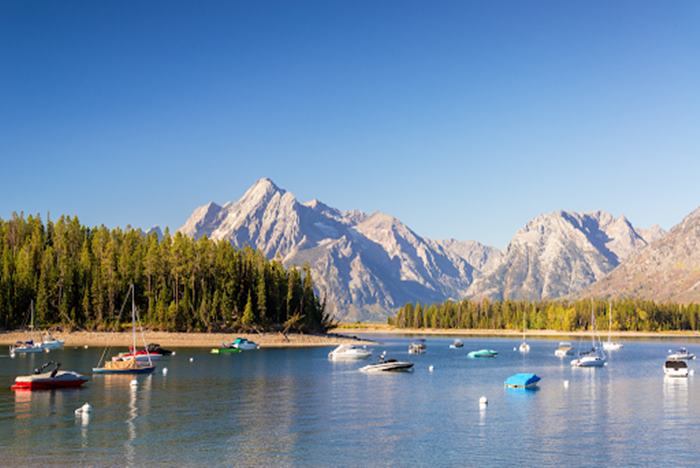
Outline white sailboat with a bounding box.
[602,301,623,351]
[9,300,45,355]
[518,307,530,353]
[571,302,607,368]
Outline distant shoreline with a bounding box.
[0,331,372,349]
[332,324,700,339]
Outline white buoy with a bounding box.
[563,380,570,388]
[75,402,93,415]
[162,367,168,375]
[10,352,15,359]
[428,365,434,372]
[130,379,138,387]
[44,348,50,354]
[189,357,194,362]
[84,345,89,349]
[479,396,488,406]
[513,347,517,351]
[172,351,176,356]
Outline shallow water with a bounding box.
[1,336,699,466]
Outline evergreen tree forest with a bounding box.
[389,298,700,332]
[0,213,334,333]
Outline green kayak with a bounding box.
[467,349,498,358]
[210,347,242,354]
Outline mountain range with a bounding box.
[179,178,670,321]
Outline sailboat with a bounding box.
[93,284,156,375]
[602,301,623,351]
[518,307,530,353]
[9,300,45,355]
[571,302,607,368]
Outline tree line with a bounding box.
[389,298,700,332]
[0,213,335,333]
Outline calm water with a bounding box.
[1,336,700,466]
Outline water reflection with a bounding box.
[125,383,137,466]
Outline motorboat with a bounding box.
[504,373,541,389]
[468,349,498,358]
[602,302,623,351]
[554,342,575,358]
[571,348,607,368]
[449,339,464,349]
[10,340,46,355]
[93,284,156,375]
[360,352,413,373]
[328,344,372,360]
[664,359,690,378]
[11,361,88,390]
[668,347,695,361]
[41,333,65,350]
[408,341,427,354]
[146,343,173,356]
[230,338,259,351]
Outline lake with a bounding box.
[1,336,699,466]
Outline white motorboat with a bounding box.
[328,344,372,360]
[230,338,259,351]
[664,359,690,378]
[449,339,464,349]
[408,341,426,354]
[602,302,623,351]
[41,333,65,350]
[554,342,575,358]
[360,352,413,373]
[668,347,695,361]
[11,362,88,390]
[571,349,607,368]
[571,303,606,368]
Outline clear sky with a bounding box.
[1,1,699,248]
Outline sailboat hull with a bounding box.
[92,365,156,375]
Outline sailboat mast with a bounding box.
[131,284,136,352]
[591,301,595,348]
[608,301,612,342]
[30,299,34,331]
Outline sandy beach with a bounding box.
[0,330,372,349]
[332,324,700,339]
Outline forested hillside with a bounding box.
[390,298,700,332]
[0,213,333,332]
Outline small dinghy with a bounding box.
[360,352,413,373]
[449,339,464,349]
[467,349,498,358]
[504,373,541,389]
[664,360,690,378]
[11,361,88,390]
[668,347,695,361]
[328,344,372,360]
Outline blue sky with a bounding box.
[1,1,699,247]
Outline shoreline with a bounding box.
[332,325,700,339]
[0,331,372,349]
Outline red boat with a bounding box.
[11,361,88,391]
